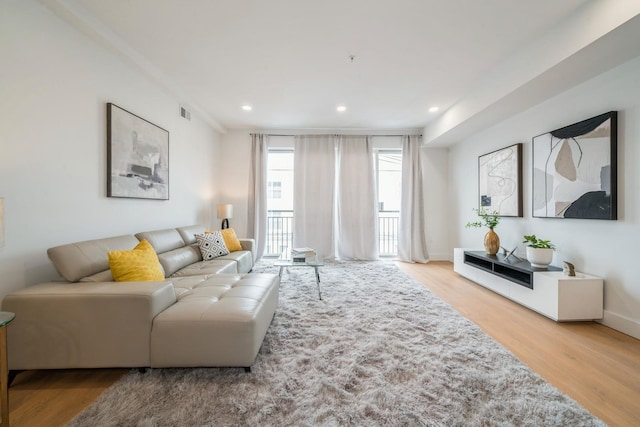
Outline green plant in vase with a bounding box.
[522,234,555,249]
[522,234,555,268]
[465,208,500,255]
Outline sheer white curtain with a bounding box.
[336,136,379,260]
[293,135,336,259]
[397,135,429,263]
[247,133,268,259]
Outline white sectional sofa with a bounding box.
[2,225,279,373]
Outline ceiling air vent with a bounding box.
[179,105,191,121]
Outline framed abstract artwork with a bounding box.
[478,143,523,217]
[532,111,617,219]
[107,103,169,200]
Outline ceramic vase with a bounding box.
[484,228,500,255]
[526,247,554,268]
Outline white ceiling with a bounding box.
[42,0,640,143]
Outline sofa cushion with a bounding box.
[176,225,206,245]
[171,259,237,276]
[158,245,202,277]
[135,228,185,254]
[79,269,114,283]
[48,234,140,282]
[216,250,253,274]
[108,240,165,282]
[196,232,229,260]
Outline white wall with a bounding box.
[421,148,450,260]
[216,130,254,237]
[449,55,640,339]
[0,1,221,299]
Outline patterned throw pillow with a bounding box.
[108,239,165,282]
[196,231,230,260]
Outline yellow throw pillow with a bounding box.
[108,239,164,282]
[221,228,243,252]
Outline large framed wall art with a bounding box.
[478,143,523,217]
[107,103,169,200]
[532,111,617,220]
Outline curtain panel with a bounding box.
[293,135,336,259]
[248,133,268,259]
[397,135,429,263]
[336,136,379,260]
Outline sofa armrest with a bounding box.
[239,238,256,261]
[2,281,176,370]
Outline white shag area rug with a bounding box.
[68,260,603,426]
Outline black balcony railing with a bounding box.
[378,211,399,256]
[265,210,399,257]
[265,210,294,256]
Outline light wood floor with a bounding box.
[398,261,640,427]
[7,261,640,426]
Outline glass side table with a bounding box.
[0,312,15,426]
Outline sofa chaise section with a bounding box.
[151,273,280,367]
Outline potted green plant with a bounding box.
[465,209,500,255]
[522,234,555,268]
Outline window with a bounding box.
[266,149,294,256]
[376,150,402,256]
[376,151,402,212]
[266,150,293,211]
[263,140,403,257]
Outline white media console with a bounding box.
[453,248,603,321]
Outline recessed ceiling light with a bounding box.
[242,105,252,111]
[428,106,440,113]
[337,105,347,112]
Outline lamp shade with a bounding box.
[217,204,233,219]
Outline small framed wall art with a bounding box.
[532,111,617,220]
[478,143,523,217]
[107,103,169,200]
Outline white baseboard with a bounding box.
[428,252,453,262]
[598,310,640,340]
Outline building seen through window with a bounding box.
[268,182,282,199]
